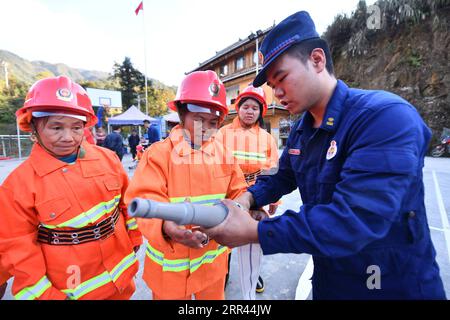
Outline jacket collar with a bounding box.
[169,125,216,157]
[30,141,100,177]
[297,80,349,134]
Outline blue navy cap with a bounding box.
[253,11,320,87]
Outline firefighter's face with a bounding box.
[266,51,323,115]
[238,98,260,127]
[183,112,219,144]
[34,116,85,157]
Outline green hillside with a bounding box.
[0,50,109,84]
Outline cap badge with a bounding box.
[326,140,338,160]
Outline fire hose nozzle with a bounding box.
[128,198,229,228]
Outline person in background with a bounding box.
[104,126,124,161]
[0,76,141,300]
[146,120,161,146]
[142,120,151,149]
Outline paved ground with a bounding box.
[1,152,449,300]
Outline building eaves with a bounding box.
[188,25,274,74]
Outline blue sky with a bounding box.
[0,0,376,86]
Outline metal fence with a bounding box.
[0,135,33,159]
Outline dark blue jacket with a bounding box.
[147,123,160,144]
[249,80,446,299]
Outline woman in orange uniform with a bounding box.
[125,71,247,300]
[0,76,141,300]
[217,85,279,299]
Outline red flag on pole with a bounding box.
[135,1,143,15]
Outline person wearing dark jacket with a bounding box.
[104,126,124,161]
[204,11,446,300]
[148,123,160,144]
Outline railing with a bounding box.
[0,135,33,159]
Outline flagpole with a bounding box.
[141,0,149,116]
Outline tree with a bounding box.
[111,57,145,111]
[0,76,28,124]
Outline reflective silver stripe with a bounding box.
[42,195,120,229]
[63,272,111,300]
[146,243,190,272]
[15,276,52,300]
[190,245,228,273]
[232,150,267,161]
[169,193,226,206]
[146,243,227,273]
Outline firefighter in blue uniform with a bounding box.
[204,11,446,299]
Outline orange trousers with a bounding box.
[152,276,226,300]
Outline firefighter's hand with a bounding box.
[201,199,259,248]
[234,192,254,211]
[163,221,208,249]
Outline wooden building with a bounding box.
[189,27,293,147]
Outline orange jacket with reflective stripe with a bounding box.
[124,125,247,298]
[218,117,279,186]
[0,142,142,300]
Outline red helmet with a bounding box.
[16,76,97,132]
[235,85,268,117]
[168,71,228,121]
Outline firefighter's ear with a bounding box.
[30,132,38,143]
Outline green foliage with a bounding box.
[146,86,176,117]
[78,78,121,91]
[323,13,353,59]
[110,56,176,117]
[34,71,55,81]
[407,52,422,67]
